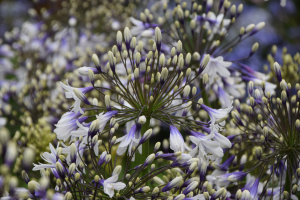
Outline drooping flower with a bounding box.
[54,111,88,141]
[116,124,141,160]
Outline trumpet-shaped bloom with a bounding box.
[202,56,232,86]
[33,143,60,171]
[170,126,191,153]
[100,174,126,198]
[54,111,88,141]
[189,131,223,162]
[200,102,233,132]
[60,80,93,114]
[203,127,232,149]
[116,124,141,155]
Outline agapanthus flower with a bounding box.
[100,174,126,198]
[228,62,300,199]
[32,143,60,171]
[129,0,274,110]
[31,26,233,200]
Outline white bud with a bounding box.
[161,68,168,81]
[108,51,114,66]
[116,31,122,47]
[256,22,265,30]
[124,27,132,43]
[245,24,255,33]
[88,69,94,83]
[23,147,35,168]
[178,57,184,70]
[138,115,147,124]
[144,153,155,165]
[183,85,191,97]
[130,37,136,49]
[113,165,122,176]
[159,54,166,67]
[155,27,162,44]
[186,53,191,65]
[134,68,139,79]
[177,40,182,54]
[92,54,100,67]
[69,163,76,174]
[251,42,259,53]
[105,95,111,109]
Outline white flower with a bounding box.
[33,143,59,171]
[96,110,118,133]
[189,131,223,162]
[200,102,233,132]
[102,174,126,198]
[60,80,93,114]
[204,12,230,40]
[202,56,232,86]
[54,111,87,141]
[129,17,155,37]
[116,124,141,161]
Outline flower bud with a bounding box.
[28,181,36,194]
[75,173,80,182]
[140,129,153,144]
[144,153,155,166]
[73,89,90,105]
[159,54,165,67]
[155,27,162,51]
[65,192,72,200]
[116,31,122,51]
[177,40,182,54]
[88,69,94,84]
[138,115,146,124]
[105,95,111,111]
[92,54,100,68]
[203,73,209,85]
[23,147,35,170]
[69,163,76,175]
[174,194,185,200]
[154,142,161,152]
[130,37,136,50]
[22,170,30,184]
[273,62,282,82]
[292,184,298,195]
[246,24,255,33]
[255,146,262,160]
[162,176,183,192]
[250,42,259,55]
[124,27,132,45]
[236,189,242,200]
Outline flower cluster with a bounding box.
[0,0,298,200]
[267,45,300,86]
[227,62,300,199]
[15,27,234,199]
[128,0,274,108]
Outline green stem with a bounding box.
[200,82,211,107]
[130,118,151,176]
[141,118,151,177]
[284,157,292,198]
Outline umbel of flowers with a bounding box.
[227,62,300,199]
[17,27,234,199]
[130,0,274,109]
